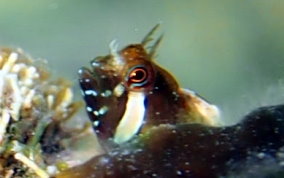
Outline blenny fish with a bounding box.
[56,26,284,178]
[77,25,220,145]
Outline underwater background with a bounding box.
[0,0,284,124]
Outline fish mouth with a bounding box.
[78,60,127,141]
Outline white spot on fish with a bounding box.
[85,90,98,96]
[93,110,99,116]
[93,121,100,127]
[101,90,112,97]
[98,106,108,115]
[91,61,100,67]
[176,170,183,176]
[78,69,83,74]
[113,84,125,97]
[84,78,91,82]
[86,106,93,112]
[93,106,108,116]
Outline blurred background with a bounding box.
[0,0,284,124]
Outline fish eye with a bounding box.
[127,66,148,86]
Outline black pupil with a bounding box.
[134,71,144,80]
[130,68,147,83]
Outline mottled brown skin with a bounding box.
[57,105,284,178]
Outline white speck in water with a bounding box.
[155,112,160,115]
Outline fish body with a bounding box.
[56,26,284,178]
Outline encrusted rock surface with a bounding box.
[0,48,83,177]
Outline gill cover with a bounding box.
[79,25,221,145]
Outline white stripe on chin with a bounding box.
[114,91,146,144]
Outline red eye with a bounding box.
[128,67,148,85]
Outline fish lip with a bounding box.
[78,62,124,98]
[78,63,107,85]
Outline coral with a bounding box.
[0,48,82,177]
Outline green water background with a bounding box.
[0,0,284,124]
